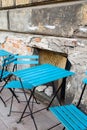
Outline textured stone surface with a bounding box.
[0,0,86,108]
[81,4,87,25]
[0,10,8,30]
[9,8,32,32]
[74,26,87,38]
[0,0,2,7]
[0,0,81,7]
[8,1,87,37]
[16,0,29,5]
[0,31,87,106]
[2,0,14,7]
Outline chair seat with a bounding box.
[49,104,87,130]
[5,80,33,89]
[0,70,11,79]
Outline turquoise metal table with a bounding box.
[12,64,75,124]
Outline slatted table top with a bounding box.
[0,49,11,56]
[13,64,75,87]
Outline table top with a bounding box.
[0,49,11,56]
[13,64,75,87]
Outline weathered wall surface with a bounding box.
[0,0,78,7]
[0,1,87,37]
[0,0,87,108]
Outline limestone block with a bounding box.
[74,26,87,38]
[31,0,78,4]
[9,1,87,37]
[0,10,8,30]
[9,8,32,32]
[16,0,29,5]
[2,0,14,7]
[81,4,87,25]
[0,0,2,7]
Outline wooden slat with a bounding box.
[66,105,87,127]
[14,55,39,64]
[29,72,74,86]
[70,105,87,121]
[50,105,87,130]
[13,64,74,87]
[55,107,80,130]
[14,60,38,64]
[15,55,39,59]
[50,107,74,130]
[5,80,33,89]
[0,50,11,56]
[61,105,86,129]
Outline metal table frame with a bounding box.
[13,63,75,130]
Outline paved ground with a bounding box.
[0,89,63,130]
[0,87,87,130]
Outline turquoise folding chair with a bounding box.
[4,54,39,116]
[48,78,87,130]
[0,54,19,106]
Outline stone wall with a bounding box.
[0,0,87,108]
[0,0,77,8]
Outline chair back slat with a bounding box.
[13,55,39,65]
[0,54,16,79]
[15,55,39,59]
[14,60,38,65]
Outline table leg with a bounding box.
[77,83,86,107]
[47,84,62,110]
[9,88,20,103]
[18,80,38,130]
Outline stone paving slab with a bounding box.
[0,89,63,130]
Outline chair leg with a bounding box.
[17,87,38,130]
[30,90,40,104]
[8,88,20,116]
[9,88,20,103]
[8,91,14,116]
[0,96,7,107]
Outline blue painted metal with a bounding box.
[0,50,13,106]
[5,80,33,89]
[3,54,17,66]
[12,64,75,87]
[0,49,11,56]
[83,78,87,84]
[13,55,39,65]
[15,55,39,59]
[0,70,11,79]
[49,104,87,130]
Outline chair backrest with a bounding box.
[3,54,17,66]
[0,54,17,78]
[13,55,39,65]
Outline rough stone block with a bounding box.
[81,4,87,25]
[0,0,2,7]
[9,1,87,37]
[31,0,77,4]
[16,0,29,5]
[9,8,32,32]
[0,10,8,30]
[2,0,14,7]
